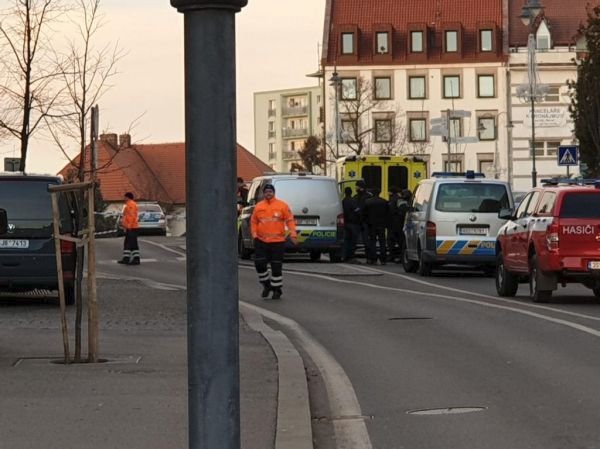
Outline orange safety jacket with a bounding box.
[121,199,139,230]
[251,197,297,243]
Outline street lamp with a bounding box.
[517,0,546,187]
[329,71,341,160]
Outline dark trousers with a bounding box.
[254,239,285,290]
[367,226,387,263]
[343,223,360,260]
[387,228,404,260]
[122,229,140,261]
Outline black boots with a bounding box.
[271,288,282,300]
[261,283,271,298]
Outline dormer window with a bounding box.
[376,32,389,54]
[536,21,551,50]
[341,32,355,54]
[411,31,424,52]
[480,29,493,52]
[445,30,458,52]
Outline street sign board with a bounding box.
[430,125,448,137]
[449,110,471,118]
[449,136,479,144]
[430,117,445,125]
[558,145,578,166]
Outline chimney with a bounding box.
[99,133,118,147]
[119,133,131,149]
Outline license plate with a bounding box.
[459,227,487,235]
[296,218,318,226]
[0,239,29,249]
[588,261,600,270]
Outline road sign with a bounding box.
[430,117,445,125]
[450,136,479,144]
[430,125,448,137]
[558,145,578,166]
[449,110,471,118]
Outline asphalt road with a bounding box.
[98,237,600,449]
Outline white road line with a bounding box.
[110,258,157,263]
[140,239,187,257]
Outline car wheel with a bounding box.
[417,246,432,277]
[495,252,518,297]
[238,233,252,260]
[402,243,418,273]
[328,249,342,263]
[309,250,321,262]
[529,254,551,303]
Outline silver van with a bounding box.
[238,173,344,262]
[403,172,513,276]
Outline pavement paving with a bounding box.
[0,277,309,449]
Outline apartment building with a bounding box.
[254,86,322,173]
[321,0,589,188]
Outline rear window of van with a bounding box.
[435,183,510,213]
[273,179,340,207]
[559,192,600,218]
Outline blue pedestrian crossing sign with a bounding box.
[558,145,579,166]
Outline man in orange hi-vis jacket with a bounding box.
[250,183,297,299]
[118,192,141,265]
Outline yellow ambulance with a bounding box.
[336,155,427,200]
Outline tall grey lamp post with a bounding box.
[518,0,545,187]
[329,71,341,160]
[170,1,247,448]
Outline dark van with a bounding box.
[0,174,77,304]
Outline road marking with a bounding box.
[242,301,373,449]
[140,239,186,257]
[240,266,600,338]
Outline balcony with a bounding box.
[282,151,300,160]
[282,128,309,139]
[282,105,308,117]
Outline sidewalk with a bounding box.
[0,278,311,449]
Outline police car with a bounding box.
[403,171,513,276]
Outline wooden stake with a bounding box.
[87,184,99,363]
[51,193,70,364]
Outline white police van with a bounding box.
[402,171,513,276]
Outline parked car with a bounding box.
[0,174,78,304]
[496,179,600,302]
[238,173,344,262]
[116,201,167,236]
[403,171,513,276]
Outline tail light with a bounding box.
[546,220,559,251]
[60,239,75,254]
[336,213,344,227]
[426,221,436,238]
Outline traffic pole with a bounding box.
[170,1,248,448]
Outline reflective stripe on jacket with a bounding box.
[250,197,297,243]
[122,199,139,230]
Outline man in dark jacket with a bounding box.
[387,186,403,263]
[342,186,360,262]
[353,180,372,256]
[362,187,389,265]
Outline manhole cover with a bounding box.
[407,407,487,415]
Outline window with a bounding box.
[362,166,382,191]
[316,95,321,104]
[537,192,556,215]
[412,182,433,212]
[374,119,393,142]
[341,33,354,54]
[525,191,541,216]
[374,77,392,99]
[411,31,423,52]
[480,30,493,52]
[268,143,276,159]
[546,141,560,157]
[443,75,460,98]
[478,75,495,98]
[515,193,533,219]
[409,76,426,99]
[445,30,458,52]
[389,166,409,190]
[409,118,426,142]
[268,122,274,131]
[544,86,560,102]
[444,158,463,172]
[479,160,494,174]
[340,78,357,100]
[268,99,276,110]
[435,183,510,212]
[341,119,357,142]
[478,117,496,141]
[537,35,550,50]
[449,118,462,139]
[376,32,389,54]
[560,193,600,218]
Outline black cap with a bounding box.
[356,180,366,188]
[263,183,275,192]
[124,192,134,200]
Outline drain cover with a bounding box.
[407,407,486,415]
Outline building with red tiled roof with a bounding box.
[58,134,272,235]
[321,0,509,178]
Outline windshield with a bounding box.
[559,192,600,218]
[138,204,163,213]
[435,183,510,213]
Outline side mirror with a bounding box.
[498,208,514,220]
[0,208,7,234]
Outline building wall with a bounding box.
[254,86,323,173]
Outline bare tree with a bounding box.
[47,0,122,181]
[0,0,68,171]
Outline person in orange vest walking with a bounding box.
[118,192,141,265]
[250,183,297,299]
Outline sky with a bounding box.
[3,0,325,174]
